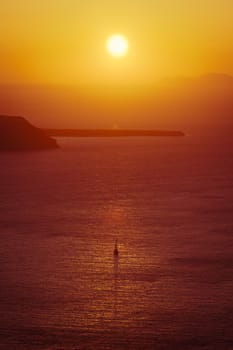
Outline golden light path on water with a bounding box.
[32,199,182,334]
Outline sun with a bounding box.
[107,34,128,58]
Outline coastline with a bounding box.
[45,129,185,137]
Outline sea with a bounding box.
[0,134,232,350]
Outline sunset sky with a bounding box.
[1,0,233,85]
[0,1,233,129]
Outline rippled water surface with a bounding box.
[0,136,233,349]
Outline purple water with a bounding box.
[0,136,232,349]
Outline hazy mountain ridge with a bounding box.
[155,73,233,127]
[0,74,232,130]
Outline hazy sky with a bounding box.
[1,0,233,85]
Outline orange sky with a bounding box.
[1,0,233,85]
[0,1,233,129]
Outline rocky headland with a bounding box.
[0,116,58,151]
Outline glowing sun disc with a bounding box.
[107,34,128,57]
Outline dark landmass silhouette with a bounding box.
[0,116,58,151]
[45,128,185,137]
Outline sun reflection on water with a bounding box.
[113,254,119,321]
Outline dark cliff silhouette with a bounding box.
[0,116,58,151]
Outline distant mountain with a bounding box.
[196,73,233,86]
[0,73,232,131]
[154,73,233,128]
[0,116,58,151]
[160,73,233,89]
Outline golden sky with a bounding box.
[1,0,233,85]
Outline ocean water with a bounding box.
[0,136,232,350]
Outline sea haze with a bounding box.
[0,136,233,350]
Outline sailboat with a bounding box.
[114,240,119,257]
